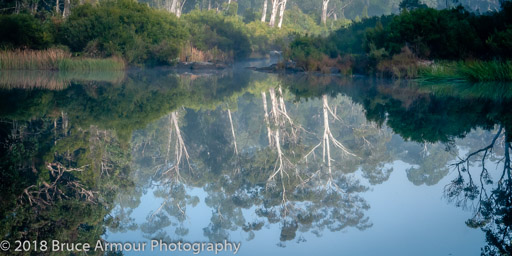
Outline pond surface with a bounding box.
[0,65,511,256]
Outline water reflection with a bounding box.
[0,69,511,255]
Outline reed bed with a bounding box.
[458,60,512,82]
[418,60,512,82]
[0,49,125,71]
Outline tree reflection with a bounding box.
[444,126,511,255]
[131,83,379,245]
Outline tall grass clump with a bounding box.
[0,49,125,71]
[458,60,512,82]
[57,57,125,71]
[418,60,512,82]
[417,62,465,82]
[0,49,69,70]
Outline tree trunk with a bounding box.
[269,0,279,27]
[176,0,184,17]
[321,0,329,25]
[170,0,177,14]
[31,1,38,14]
[55,0,60,14]
[277,0,287,28]
[261,0,268,22]
[62,0,70,17]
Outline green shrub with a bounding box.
[58,0,187,65]
[486,27,512,59]
[183,10,251,60]
[0,14,55,49]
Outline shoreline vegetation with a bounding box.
[278,1,512,82]
[0,0,511,82]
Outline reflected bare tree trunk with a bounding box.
[305,94,355,187]
[262,92,273,146]
[162,111,190,183]
[227,109,239,155]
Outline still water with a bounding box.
[0,65,510,256]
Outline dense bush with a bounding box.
[183,10,251,60]
[329,16,393,55]
[287,2,512,74]
[286,35,326,70]
[58,0,187,64]
[0,14,55,49]
[377,7,483,59]
[366,2,512,60]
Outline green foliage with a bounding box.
[243,7,260,23]
[331,16,393,55]
[382,7,482,59]
[59,0,187,64]
[486,27,512,59]
[183,10,251,60]
[286,35,327,70]
[283,6,322,33]
[287,3,512,75]
[0,14,55,49]
[246,21,293,55]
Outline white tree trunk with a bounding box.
[321,0,329,25]
[170,0,177,14]
[269,0,279,27]
[277,0,287,28]
[261,0,268,22]
[176,0,185,17]
[62,0,70,17]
